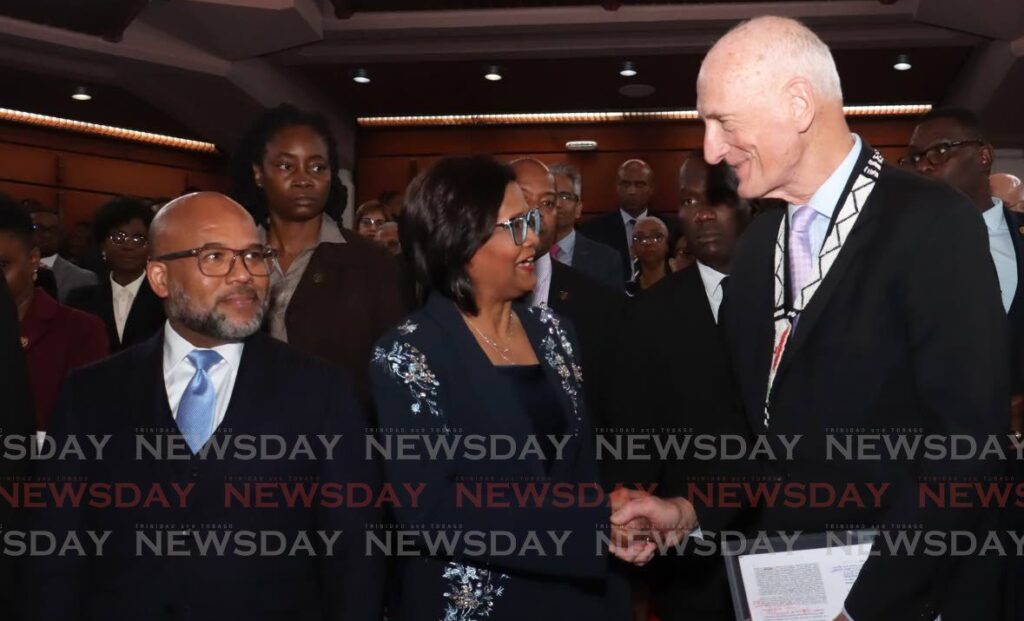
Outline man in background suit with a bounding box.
[27,192,384,621]
[611,152,753,621]
[24,201,98,302]
[991,173,1024,213]
[612,17,1008,621]
[548,163,625,289]
[906,107,1024,621]
[511,158,625,434]
[578,159,657,278]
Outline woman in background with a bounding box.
[229,103,409,405]
[625,216,671,296]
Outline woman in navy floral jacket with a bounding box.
[369,156,631,621]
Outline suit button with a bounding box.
[191,466,200,479]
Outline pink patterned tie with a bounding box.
[550,244,561,260]
[788,205,818,303]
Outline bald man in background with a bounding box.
[992,173,1024,213]
[27,192,384,621]
[611,16,1007,621]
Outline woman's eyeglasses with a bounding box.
[632,233,666,246]
[495,208,541,246]
[108,231,149,248]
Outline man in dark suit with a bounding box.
[511,158,626,434]
[27,192,384,621]
[611,17,1008,621]
[548,163,625,289]
[906,107,1024,621]
[578,159,658,278]
[612,152,753,621]
[25,201,98,302]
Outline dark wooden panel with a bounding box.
[0,181,58,208]
[58,153,188,198]
[59,190,119,230]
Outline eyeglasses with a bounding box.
[495,208,541,246]
[151,245,277,277]
[108,231,149,248]
[358,217,388,229]
[556,191,579,204]
[898,139,985,168]
[632,233,665,246]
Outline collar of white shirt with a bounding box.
[620,208,648,227]
[162,321,244,381]
[110,271,147,298]
[530,253,554,307]
[982,197,1007,232]
[697,260,727,297]
[40,254,57,269]
[792,134,862,221]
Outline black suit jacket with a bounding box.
[609,265,754,620]
[284,232,411,409]
[0,279,34,618]
[549,261,626,441]
[579,210,631,277]
[66,275,166,352]
[723,142,1009,621]
[571,232,626,291]
[369,294,628,621]
[26,332,384,621]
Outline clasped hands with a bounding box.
[607,487,698,566]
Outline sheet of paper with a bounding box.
[737,543,872,621]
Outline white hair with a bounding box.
[711,15,843,104]
[549,163,581,197]
[633,215,668,237]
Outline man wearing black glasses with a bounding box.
[27,192,384,621]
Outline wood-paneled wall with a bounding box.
[356,118,918,218]
[0,122,228,232]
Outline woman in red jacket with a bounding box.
[0,195,108,431]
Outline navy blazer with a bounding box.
[369,294,626,621]
[26,332,384,621]
[66,275,166,352]
[578,211,631,278]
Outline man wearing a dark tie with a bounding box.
[27,192,384,621]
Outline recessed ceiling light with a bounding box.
[484,65,502,81]
[352,68,370,84]
[71,86,91,101]
[619,61,637,77]
[893,54,911,71]
[566,140,598,151]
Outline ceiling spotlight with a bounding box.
[71,86,92,102]
[566,140,598,151]
[484,65,502,81]
[619,61,637,77]
[893,54,912,71]
[352,68,370,84]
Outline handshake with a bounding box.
[607,487,699,566]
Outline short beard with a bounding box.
[167,282,266,342]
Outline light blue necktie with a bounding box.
[176,349,222,454]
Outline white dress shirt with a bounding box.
[162,322,244,430]
[39,254,57,269]
[530,253,554,307]
[696,261,729,323]
[620,208,648,253]
[110,272,146,342]
[787,134,862,255]
[983,198,1018,313]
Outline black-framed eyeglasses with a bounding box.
[495,208,541,246]
[108,231,149,248]
[358,217,388,229]
[151,245,277,277]
[898,139,985,168]
[556,191,579,204]
[632,233,666,246]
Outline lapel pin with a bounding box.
[312,272,325,284]
[20,336,28,349]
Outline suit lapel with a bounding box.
[218,334,266,433]
[1006,207,1024,318]
[518,303,582,440]
[548,261,572,312]
[95,277,118,345]
[20,290,57,352]
[124,278,158,344]
[774,143,881,381]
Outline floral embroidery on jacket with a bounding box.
[397,320,418,335]
[372,341,441,417]
[441,561,509,621]
[529,306,584,432]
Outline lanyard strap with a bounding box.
[762,149,884,430]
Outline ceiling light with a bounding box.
[484,65,502,81]
[71,86,91,101]
[352,68,370,84]
[619,61,637,77]
[893,54,911,71]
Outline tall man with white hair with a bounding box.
[609,16,1008,621]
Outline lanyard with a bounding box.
[762,149,884,430]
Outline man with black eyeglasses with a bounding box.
[548,163,625,290]
[27,191,384,621]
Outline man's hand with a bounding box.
[608,487,652,549]
[608,495,698,566]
